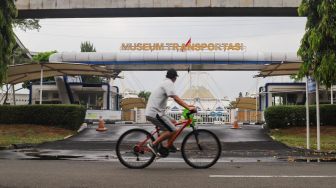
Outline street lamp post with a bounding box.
[316,82,320,151]
[39,64,43,105]
[305,76,310,149]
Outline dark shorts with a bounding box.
[146,115,177,132]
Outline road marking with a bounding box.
[209,175,336,178]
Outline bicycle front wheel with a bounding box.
[181,129,222,169]
[116,129,156,169]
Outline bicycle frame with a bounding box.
[137,117,193,150]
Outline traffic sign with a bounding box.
[308,77,316,93]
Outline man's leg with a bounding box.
[165,130,179,147]
[152,131,173,146]
[164,117,178,147]
[150,115,177,147]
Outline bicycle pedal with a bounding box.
[158,147,170,157]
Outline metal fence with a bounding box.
[167,111,230,125]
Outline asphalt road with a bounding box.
[2,124,330,162]
[36,124,288,151]
[0,124,293,161]
[1,160,336,188]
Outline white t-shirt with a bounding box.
[145,79,176,118]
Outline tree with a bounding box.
[12,47,31,64]
[229,101,237,109]
[12,18,40,65]
[80,41,102,83]
[138,91,151,102]
[297,0,336,88]
[0,0,17,86]
[32,51,57,62]
[11,17,42,90]
[21,51,57,89]
[9,20,41,67]
[13,19,41,31]
[80,41,96,52]
[0,1,41,86]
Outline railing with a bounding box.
[167,111,230,125]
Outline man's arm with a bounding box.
[170,95,194,111]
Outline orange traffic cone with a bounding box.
[231,120,241,129]
[96,116,107,132]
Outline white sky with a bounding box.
[14,17,307,100]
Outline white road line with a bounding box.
[209,175,336,178]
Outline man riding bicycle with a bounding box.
[145,68,196,156]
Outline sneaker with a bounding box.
[147,142,161,157]
[169,145,180,153]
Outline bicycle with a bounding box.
[116,110,222,169]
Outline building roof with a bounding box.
[256,62,302,77]
[168,98,230,112]
[234,97,257,110]
[181,86,215,99]
[4,62,120,84]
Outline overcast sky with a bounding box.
[14,17,307,100]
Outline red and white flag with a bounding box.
[181,37,192,52]
[185,38,192,47]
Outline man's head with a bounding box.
[166,68,178,82]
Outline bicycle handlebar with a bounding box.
[185,109,197,118]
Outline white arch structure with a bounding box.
[49,52,301,71]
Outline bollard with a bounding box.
[96,116,107,132]
[231,120,241,129]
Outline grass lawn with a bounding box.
[0,124,75,148]
[270,126,336,151]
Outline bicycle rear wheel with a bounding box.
[116,129,156,169]
[181,129,221,169]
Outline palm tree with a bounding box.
[138,91,151,103]
[80,41,102,83]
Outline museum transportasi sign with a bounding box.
[120,39,246,52]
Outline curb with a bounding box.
[0,146,11,150]
[11,144,37,149]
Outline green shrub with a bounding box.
[264,105,336,129]
[0,105,86,131]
